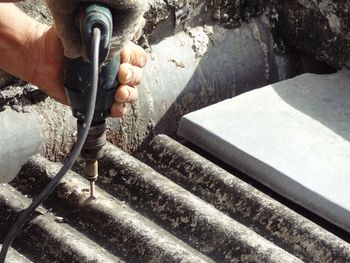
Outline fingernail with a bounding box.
[138,57,146,67]
[119,88,129,102]
[126,68,133,82]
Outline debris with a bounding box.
[187,26,212,60]
[54,216,65,223]
[169,58,185,68]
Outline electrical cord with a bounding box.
[0,27,102,263]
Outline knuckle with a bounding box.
[121,43,148,67]
[118,63,130,83]
[115,85,130,103]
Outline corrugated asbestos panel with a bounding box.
[0,135,349,262]
[177,72,350,232]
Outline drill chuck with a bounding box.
[78,121,106,160]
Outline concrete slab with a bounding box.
[178,70,350,233]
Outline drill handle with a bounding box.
[79,3,113,63]
[63,3,119,122]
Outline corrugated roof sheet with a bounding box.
[1,135,349,262]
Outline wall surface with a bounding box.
[269,0,350,69]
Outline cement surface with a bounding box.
[178,70,350,233]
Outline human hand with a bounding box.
[0,4,147,117]
[31,24,148,118]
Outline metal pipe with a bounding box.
[0,108,43,183]
[2,17,299,160]
[107,16,299,152]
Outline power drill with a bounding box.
[0,6,119,260]
[63,3,119,197]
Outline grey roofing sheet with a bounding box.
[178,71,350,233]
[1,136,350,262]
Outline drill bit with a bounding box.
[84,160,98,198]
[78,121,107,198]
[89,181,95,197]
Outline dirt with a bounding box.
[3,0,350,72]
[0,83,44,112]
[267,0,350,69]
[210,0,265,28]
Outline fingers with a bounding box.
[114,85,138,104]
[111,42,148,118]
[120,42,148,67]
[118,63,143,86]
[118,42,148,85]
[110,85,138,118]
[110,103,127,118]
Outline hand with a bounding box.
[0,4,147,118]
[31,24,148,118]
[113,41,148,117]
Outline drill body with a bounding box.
[63,4,118,195]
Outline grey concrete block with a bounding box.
[178,70,350,233]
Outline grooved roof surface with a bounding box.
[1,135,350,262]
[178,71,350,233]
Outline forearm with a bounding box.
[0,3,46,83]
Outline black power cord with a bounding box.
[0,27,102,263]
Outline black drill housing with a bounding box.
[63,4,118,160]
[64,56,119,123]
[63,4,119,123]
